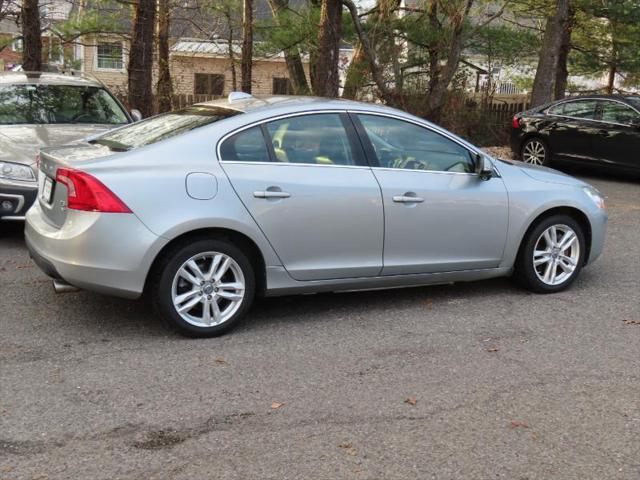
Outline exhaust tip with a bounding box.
[53,279,80,294]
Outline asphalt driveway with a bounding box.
[1,170,639,480]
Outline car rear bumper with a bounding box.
[25,202,166,299]
[0,178,37,220]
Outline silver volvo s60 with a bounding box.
[25,93,608,337]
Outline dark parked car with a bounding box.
[511,95,640,173]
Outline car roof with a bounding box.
[0,71,104,88]
[192,93,483,155]
[194,94,397,116]
[547,94,638,106]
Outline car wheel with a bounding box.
[521,137,550,166]
[151,238,255,337]
[514,215,586,293]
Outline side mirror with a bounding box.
[130,109,143,122]
[475,153,493,180]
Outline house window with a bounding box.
[12,38,23,53]
[272,77,292,95]
[194,73,224,95]
[97,42,123,70]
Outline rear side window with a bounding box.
[551,100,597,119]
[265,113,357,166]
[219,126,270,162]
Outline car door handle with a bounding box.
[253,190,291,199]
[393,195,424,203]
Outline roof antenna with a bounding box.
[228,92,253,102]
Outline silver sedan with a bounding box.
[25,94,608,337]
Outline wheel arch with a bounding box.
[516,206,593,264]
[144,227,267,297]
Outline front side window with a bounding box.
[558,100,597,119]
[265,114,357,165]
[91,106,240,151]
[356,114,474,173]
[599,101,639,125]
[97,42,123,70]
[219,126,270,162]
[0,85,128,125]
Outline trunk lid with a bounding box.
[37,143,116,227]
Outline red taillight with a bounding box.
[55,168,132,213]
[512,116,521,129]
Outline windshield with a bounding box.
[0,84,129,125]
[91,106,241,151]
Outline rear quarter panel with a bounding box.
[77,125,283,270]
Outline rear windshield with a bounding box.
[0,84,128,125]
[90,106,241,151]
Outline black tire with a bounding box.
[514,214,586,293]
[150,238,255,337]
[521,137,552,166]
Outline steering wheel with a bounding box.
[71,112,94,123]
[444,160,470,173]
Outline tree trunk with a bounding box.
[241,0,253,93]
[554,5,574,100]
[423,0,474,121]
[267,0,310,94]
[342,0,399,100]
[607,62,616,94]
[314,0,342,97]
[342,43,366,99]
[156,0,172,113]
[342,0,395,104]
[228,23,237,91]
[128,0,156,117]
[530,0,570,107]
[21,0,42,71]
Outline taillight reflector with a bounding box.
[55,168,132,213]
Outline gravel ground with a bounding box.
[0,167,638,480]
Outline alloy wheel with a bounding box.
[522,140,546,165]
[171,251,245,327]
[532,224,580,286]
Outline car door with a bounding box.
[546,99,600,163]
[594,100,640,171]
[351,113,509,275]
[219,112,384,281]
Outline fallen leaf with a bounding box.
[509,420,529,429]
[424,299,433,309]
[404,397,417,406]
[1,466,14,473]
[486,347,499,353]
[270,402,284,410]
[214,357,229,365]
[338,443,357,456]
[623,320,640,325]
